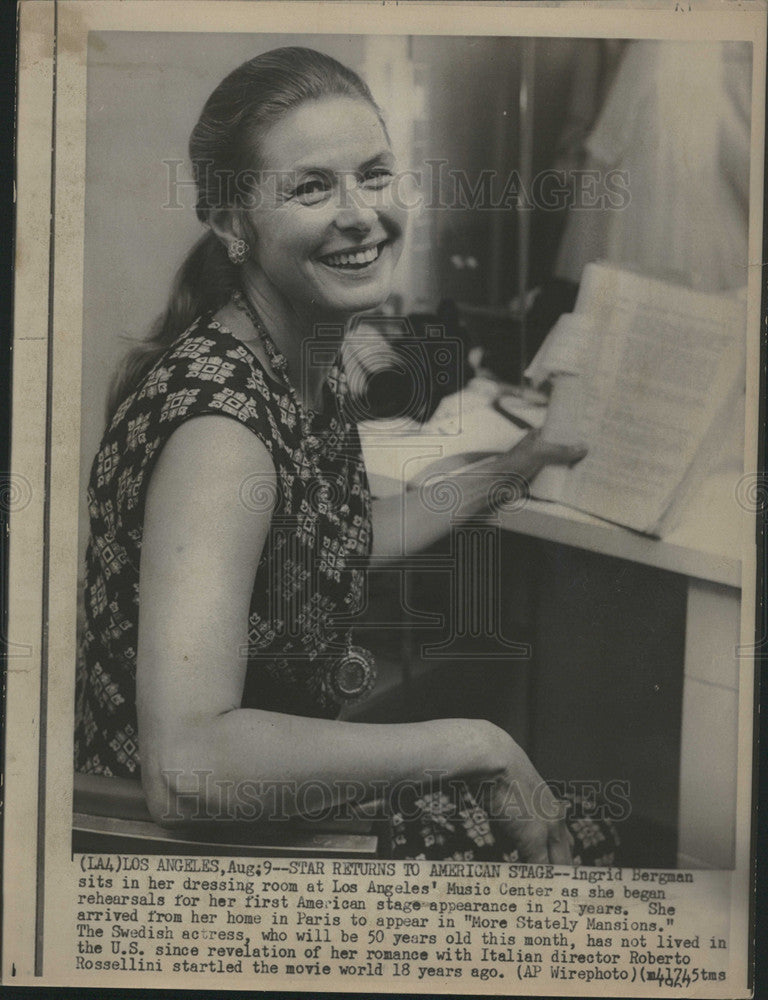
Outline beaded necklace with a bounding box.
[231,288,316,435]
[230,289,377,706]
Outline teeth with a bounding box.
[323,245,381,267]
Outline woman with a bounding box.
[75,47,598,864]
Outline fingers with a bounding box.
[548,821,574,865]
[500,808,573,866]
[506,430,588,472]
[538,441,588,466]
[515,829,551,865]
[513,787,573,865]
[542,791,573,865]
[512,819,572,865]
[493,756,576,864]
[525,844,551,865]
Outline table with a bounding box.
[500,483,742,870]
[360,385,748,869]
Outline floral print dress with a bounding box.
[74,307,617,865]
[75,311,372,777]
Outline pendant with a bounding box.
[328,645,377,703]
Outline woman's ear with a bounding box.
[207,209,241,248]
[208,210,257,260]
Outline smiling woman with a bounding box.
[209,95,407,379]
[244,98,403,292]
[74,46,600,864]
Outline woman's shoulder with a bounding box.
[91,314,288,527]
[161,312,267,383]
[90,316,290,511]
[109,314,277,426]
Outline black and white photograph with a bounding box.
[5,2,766,993]
[72,26,751,866]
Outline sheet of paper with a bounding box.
[524,312,598,385]
[531,263,746,533]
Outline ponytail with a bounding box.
[106,231,236,422]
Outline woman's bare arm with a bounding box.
[136,417,570,862]
[138,420,501,814]
[370,431,587,559]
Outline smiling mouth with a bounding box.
[319,241,386,270]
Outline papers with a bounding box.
[525,313,599,384]
[527,262,746,534]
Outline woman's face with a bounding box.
[243,96,407,320]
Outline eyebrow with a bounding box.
[291,149,395,176]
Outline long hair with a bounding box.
[106,46,385,421]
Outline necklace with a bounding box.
[231,289,315,433]
[230,289,377,707]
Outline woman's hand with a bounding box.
[495,428,587,487]
[450,429,586,517]
[375,432,587,559]
[486,741,574,865]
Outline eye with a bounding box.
[293,176,333,205]
[360,166,394,189]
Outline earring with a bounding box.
[227,238,250,265]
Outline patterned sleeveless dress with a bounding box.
[74,306,618,865]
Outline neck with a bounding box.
[238,269,345,412]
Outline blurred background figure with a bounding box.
[554,40,751,293]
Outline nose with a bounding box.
[333,176,378,233]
